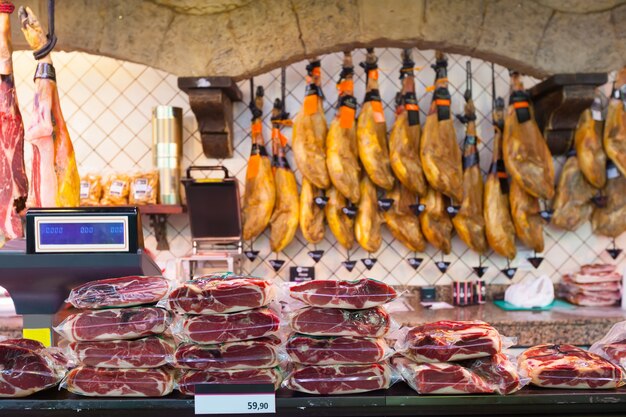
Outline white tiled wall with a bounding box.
[10,49,623,287]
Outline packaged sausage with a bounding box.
[100,173,130,205]
[79,174,102,206]
[129,171,159,205]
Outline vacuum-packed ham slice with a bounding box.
[0,339,65,397]
[590,322,626,368]
[469,353,525,394]
[68,336,174,368]
[519,344,625,389]
[55,307,170,342]
[290,306,390,337]
[560,291,620,307]
[175,308,280,344]
[395,358,492,395]
[178,308,280,344]
[581,264,617,275]
[165,275,274,314]
[397,320,503,362]
[64,366,175,397]
[174,336,281,370]
[286,334,390,365]
[0,3,27,240]
[177,367,283,395]
[67,276,170,309]
[283,363,392,395]
[564,264,621,284]
[289,278,397,309]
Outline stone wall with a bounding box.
[7,0,626,79]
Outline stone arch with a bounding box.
[8,0,625,79]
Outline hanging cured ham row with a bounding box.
[357,48,394,190]
[502,71,554,200]
[420,51,462,202]
[20,6,79,208]
[242,87,275,241]
[0,2,27,239]
[326,52,360,204]
[575,105,606,189]
[452,81,487,254]
[389,49,427,196]
[269,99,299,252]
[484,96,516,259]
[604,68,626,177]
[292,59,329,190]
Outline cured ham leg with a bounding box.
[299,177,324,244]
[604,68,626,177]
[575,106,606,189]
[591,161,626,238]
[502,71,554,200]
[419,187,452,255]
[383,183,426,252]
[355,175,382,253]
[551,152,596,231]
[20,6,78,207]
[325,186,354,250]
[510,179,544,252]
[0,2,27,239]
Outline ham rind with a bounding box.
[166,277,274,314]
[0,7,27,240]
[395,358,493,395]
[286,334,389,365]
[399,320,502,362]
[282,363,392,395]
[518,344,625,389]
[177,367,282,395]
[69,336,174,368]
[0,341,64,397]
[289,278,397,309]
[174,336,281,370]
[179,308,280,344]
[290,306,390,337]
[64,367,174,397]
[67,276,170,309]
[55,307,170,342]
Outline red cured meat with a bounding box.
[581,264,616,275]
[64,366,175,397]
[167,277,274,314]
[399,320,502,362]
[518,344,625,389]
[290,306,390,337]
[1,338,45,351]
[0,342,63,397]
[560,277,621,293]
[180,308,280,344]
[67,276,170,309]
[600,340,626,365]
[466,353,523,394]
[283,363,392,395]
[69,336,174,368]
[286,334,389,365]
[174,336,280,370]
[562,292,620,307]
[55,307,170,342]
[177,367,282,395]
[289,278,397,309]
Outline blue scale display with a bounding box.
[39,222,126,245]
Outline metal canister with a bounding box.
[152,106,183,205]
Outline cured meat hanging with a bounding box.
[357,48,394,190]
[326,51,360,204]
[591,160,626,237]
[420,51,463,202]
[575,105,606,189]
[604,68,626,177]
[289,278,397,309]
[484,90,516,259]
[502,71,554,200]
[20,6,79,208]
[242,85,275,241]
[382,183,426,252]
[299,177,325,244]
[509,179,544,253]
[389,49,427,196]
[325,186,354,250]
[292,59,330,189]
[551,150,596,231]
[419,186,452,255]
[355,175,383,253]
[452,64,488,254]
[269,98,299,252]
[0,1,27,239]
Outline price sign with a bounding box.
[195,384,276,415]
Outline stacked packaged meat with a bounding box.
[558,264,622,306]
[283,278,397,394]
[394,320,525,394]
[56,276,175,397]
[163,273,282,395]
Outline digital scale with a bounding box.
[0,207,161,346]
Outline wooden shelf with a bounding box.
[137,204,186,215]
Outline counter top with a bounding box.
[390,297,626,346]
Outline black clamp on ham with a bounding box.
[33,62,55,81]
[509,90,532,123]
[433,87,451,121]
[489,159,510,194]
[462,137,480,169]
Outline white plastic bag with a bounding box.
[504,275,554,308]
